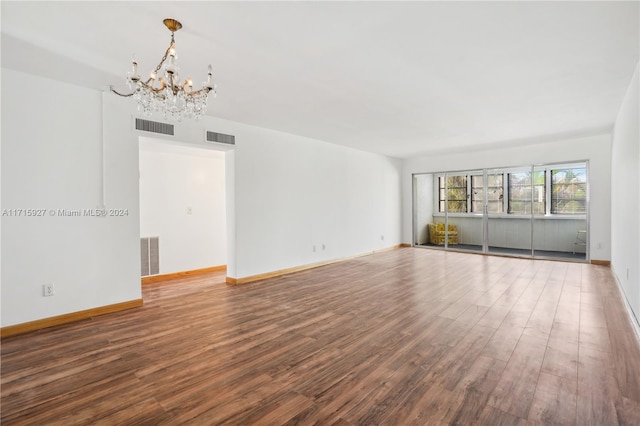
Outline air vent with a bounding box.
[135,118,174,136]
[206,131,235,145]
[141,237,159,277]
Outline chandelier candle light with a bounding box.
[111,18,216,121]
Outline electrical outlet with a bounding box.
[313,245,316,252]
[322,244,326,251]
[43,283,55,297]
[381,235,385,241]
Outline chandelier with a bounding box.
[111,18,216,121]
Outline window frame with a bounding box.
[550,166,588,215]
[507,169,546,215]
[471,173,504,214]
[434,161,587,218]
[438,174,469,213]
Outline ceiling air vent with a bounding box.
[206,131,235,145]
[135,118,174,136]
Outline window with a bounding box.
[439,175,467,212]
[434,163,586,217]
[471,174,504,213]
[551,167,587,214]
[508,171,545,215]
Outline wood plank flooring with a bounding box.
[2,248,640,425]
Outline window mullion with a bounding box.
[503,173,507,213]
[546,169,551,215]
[467,175,471,213]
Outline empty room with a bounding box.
[1,1,639,425]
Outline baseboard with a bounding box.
[591,259,611,266]
[399,243,412,248]
[611,265,640,344]
[226,244,406,285]
[142,265,226,284]
[1,299,143,338]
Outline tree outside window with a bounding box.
[508,171,545,215]
[439,176,467,213]
[436,163,586,216]
[472,174,503,213]
[551,167,586,214]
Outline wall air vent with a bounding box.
[206,131,235,145]
[135,118,174,136]
[140,237,160,277]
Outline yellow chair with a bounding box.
[428,223,459,245]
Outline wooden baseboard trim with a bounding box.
[399,243,412,248]
[226,244,406,285]
[591,260,611,267]
[142,265,226,284]
[611,265,640,343]
[1,299,143,338]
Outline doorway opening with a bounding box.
[138,136,227,277]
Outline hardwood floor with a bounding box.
[2,248,640,425]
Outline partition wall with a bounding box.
[413,161,588,261]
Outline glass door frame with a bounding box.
[412,160,590,263]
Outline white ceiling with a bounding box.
[2,1,638,159]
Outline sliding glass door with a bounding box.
[442,172,484,252]
[533,163,588,260]
[486,167,534,256]
[413,161,589,262]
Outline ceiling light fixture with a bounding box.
[111,18,216,122]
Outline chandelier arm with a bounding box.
[139,79,166,93]
[188,88,211,97]
[110,86,135,97]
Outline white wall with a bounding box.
[229,123,403,278]
[0,66,3,316]
[1,67,403,326]
[611,62,639,325]
[138,138,226,275]
[155,114,403,280]
[1,69,141,326]
[225,149,236,279]
[414,174,433,244]
[402,133,612,261]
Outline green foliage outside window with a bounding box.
[439,176,467,213]
[508,171,545,215]
[551,168,586,214]
[472,174,503,213]
[437,164,586,216]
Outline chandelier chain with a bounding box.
[146,33,175,86]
